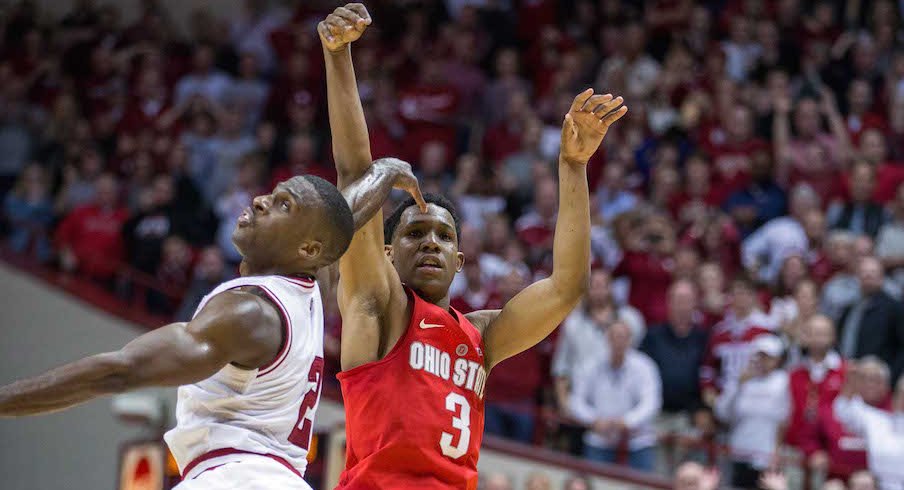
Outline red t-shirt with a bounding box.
[337,289,485,490]
[785,358,847,456]
[613,251,674,325]
[55,204,129,280]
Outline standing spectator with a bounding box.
[697,262,728,329]
[175,246,232,321]
[833,362,904,490]
[641,280,709,427]
[741,183,823,284]
[786,315,846,478]
[214,153,265,264]
[552,269,645,453]
[482,48,531,125]
[701,274,777,407]
[875,183,904,291]
[838,256,904,382]
[724,151,787,237]
[516,176,558,260]
[714,334,790,489]
[2,163,53,261]
[614,211,676,325]
[55,173,128,284]
[828,161,887,239]
[122,175,195,274]
[224,53,270,132]
[570,321,662,472]
[773,91,852,199]
[483,270,542,444]
[782,279,822,366]
[205,107,258,205]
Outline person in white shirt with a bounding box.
[569,320,662,472]
[715,334,790,489]
[833,359,904,490]
[741,183,823,284]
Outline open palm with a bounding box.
[560,89,628,165]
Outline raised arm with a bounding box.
[0,291,281,417]
[319,3,373,187]
[471,89,628,370]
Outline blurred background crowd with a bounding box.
[1,0,903,489]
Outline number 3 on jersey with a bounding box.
[288,357,324,450]
[439,392,471,459]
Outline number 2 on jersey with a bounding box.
[289,357,324,450]
[439,392,471,459]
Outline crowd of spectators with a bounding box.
[2,0,904,489]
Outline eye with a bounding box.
[441,232,453,241]
[408,229,423,238]
[282,200,290,211]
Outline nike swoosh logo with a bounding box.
[419,319,444,329]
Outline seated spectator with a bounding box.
[525,472,552,490]
[838,257,904,382]
[122,175,197,274]
[55,173,128,284]
[697,261,727,329]
[641,280,709,425]
[848,471,880,490]
[724,150,787,237]
[562,475,592,490]
[786,315,846,477]
[570,321,662,472]
[714,334,790,489]
[3,163,54,262]
[701,274,777,407]
[833,361,904,490]
[669,154,719,227]
[673,461,719,490]
[741,183,823,284]
[481,472,513,490]
[828,161,887,239]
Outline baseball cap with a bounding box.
[751,334,784,358]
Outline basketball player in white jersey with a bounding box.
[0,165,426,489]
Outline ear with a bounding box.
[455,252,465,273]
[384,244,394,262]
[298,240,323,262]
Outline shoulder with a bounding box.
[629,350,658,372]
[465,309,501,334]
[191,289,282,341]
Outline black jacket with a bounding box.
[838,290,904,384]
[640,324,709,413]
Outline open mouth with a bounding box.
[416,256,444,271]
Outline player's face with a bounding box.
[389,204,463,303]
[232,182,320,267]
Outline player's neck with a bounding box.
[239,259,317,278]
[418,289,451,311]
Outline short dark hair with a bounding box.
[384,193,461,245]
[293,175,354,265]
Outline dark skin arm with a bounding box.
[468,89,628,370]
[0,290,282,417]
[320,4,421,371]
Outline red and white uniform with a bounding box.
[337,289,487,490]
[700,310,776,392]
[164,275,324,489]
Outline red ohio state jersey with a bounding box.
[337,288,486,490]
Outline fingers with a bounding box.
[600,105,628,126]
[317,21,336,43]
[592,95,622,116]
[333,7,360,26]
[411,183,428,212]
[560,112,576,141]
[569,88,594,113]
[585,94,613,113]
[345,3,372,28]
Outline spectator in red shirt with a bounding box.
[614,211,676,325]
[483,89,532,165]
[269,133,335,187]
[55,173,129,284]
[484,269,542,444]
[397,56,460,161]
[844,79,887,145]
[516,176,558,260]
[786,314,847,477]
[840,129,904,205]
[701,104,770,201]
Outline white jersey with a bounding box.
[164,274,324,481]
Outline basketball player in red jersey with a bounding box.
[319,5,628,489]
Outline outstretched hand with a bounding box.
[376,158,428,212]
[560,88,628,166]
[318,3,372,52]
